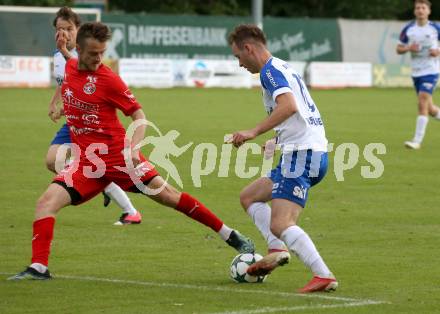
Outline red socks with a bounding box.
[29,195,221,267]
[31,217,55,266]
[175,192,223,232]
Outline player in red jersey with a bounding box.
[48,6,143,225]
[9,22,254,280]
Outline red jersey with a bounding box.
[61,59,141,161]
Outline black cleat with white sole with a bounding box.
[226,230,255,254]
[8,267,52,281]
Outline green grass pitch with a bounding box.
[0,87,439,313]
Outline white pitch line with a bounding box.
[56,274,357,302]
[2,272,389,306]
[208,300,388,314]
[56,274,383,304]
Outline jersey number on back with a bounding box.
[292,74,316,112]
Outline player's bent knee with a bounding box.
[239,190,253,210]
[429,106,438,116]
[418,96,431,109]
[155,185,181,208]
[270,226,282,238]
[270,222,291,238]
[46,161,56,173]
[35,184,72,218]
[45,155,56,173]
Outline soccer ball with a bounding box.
[230,253,267,283]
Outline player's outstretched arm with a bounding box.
[48,85,62,122]
[232,93,297,147]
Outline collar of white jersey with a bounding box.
[264,56,274,68]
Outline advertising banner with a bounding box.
[119,58,174,88]
[0,56,50,87]
[308,62,372,88]
[373,64,413,87]
[184,60,252,88]
[339,19,412,65]
[264,17,341,62]
[103,14,341,62]
[118,58,252,88]
[103,14,250,60]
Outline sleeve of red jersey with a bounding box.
[107,74,142,116]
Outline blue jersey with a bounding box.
[260,57,327,152]
[399,21,440,77]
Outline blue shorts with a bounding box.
[50,123,71,145]
[412,74,439,95]
[269,150,328,208]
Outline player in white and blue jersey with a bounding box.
[47,7,143,225]
[228,24,337,293]
[397,0,440,149]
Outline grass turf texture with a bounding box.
[0,87,439,313]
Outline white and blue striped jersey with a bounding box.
[53,48,77,86]
[399,21,440,77]
[260,57,327,152]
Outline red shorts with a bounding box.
[53,152,159,205]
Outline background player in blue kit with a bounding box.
[397,0,440,149]
[47,7,144,224]
[228,24,337,293]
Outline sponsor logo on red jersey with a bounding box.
[83,75,97,95]
[83,82,96,95]
[63,88,99,113]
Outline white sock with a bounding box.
[218,224,233,241]
[434,109,440,120]
[104,182,137,216]
[30,263,47,273]
[247,202,286,251]
[413,115,429,144]
[280,225,332,278]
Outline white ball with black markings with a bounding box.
[230,253,267,283]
